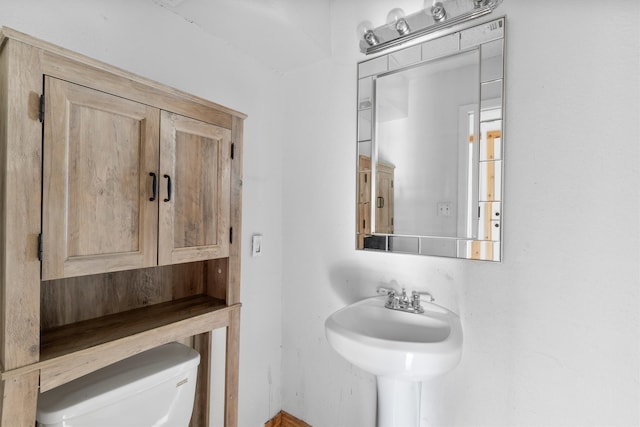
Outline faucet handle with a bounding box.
[377,287,396,296]
[412,290,435,302]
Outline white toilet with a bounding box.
[36,342,201,427]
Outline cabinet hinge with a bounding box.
[37,233,43,261]
[39,94,45,123]
[231,143,235,160]
[229,227,233,244]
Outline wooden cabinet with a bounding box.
[0,27,244,426]
[159,111,231,266]
[42,78,232,280]
[42,77,160,280]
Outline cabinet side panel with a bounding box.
[205,258,228,301]
[228,117,244,305]
[225,306,241,426]
[1,40,41,369]
[0,39,8,371]
[190,332,212,427]
[0,371,39,425]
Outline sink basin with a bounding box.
[325,295,462,380]
[325,295,463,426]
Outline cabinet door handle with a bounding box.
[163,174,172,202]
[377,196,384,208]
[149,172,157,201]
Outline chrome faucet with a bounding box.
[376,287,434,314]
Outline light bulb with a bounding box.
[431,2,447,22]
[356,20,379,46]
[386,8,411,36]
[386,8,405,25]
[356,20,374,37]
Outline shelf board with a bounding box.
[3,295,237,392]
[40,294,225,360]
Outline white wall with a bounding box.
[3,1,639,426]
[282,1,640,426]
[0,1,285,425]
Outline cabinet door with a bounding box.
[42,77,160,280]
[158,111,231,265]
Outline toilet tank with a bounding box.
[36,342,201,427]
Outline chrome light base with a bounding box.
[359,0,503,55]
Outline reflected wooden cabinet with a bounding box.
[356,155,394,249]
[375,162,394,235]
[357,156,371,249]
[0,27,244,426]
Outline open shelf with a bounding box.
[41,294,225,360]
[18,295,235,392]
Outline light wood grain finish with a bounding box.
[206,258,230,301]
[0,27,245,426]
[486,130,501,160]
[356,155,372,249]
[159,111,231,265]
[41,262,208,329]
[40,296,225,361]
[37,297,235,392]
[42,77,160,280]
[265,411,312,427]
[0,29,7,373]
[191,332,212,427]
[470,240,494,261]
[0,371,39,425]
[225,307,241,426]
[357,156,372,249]
[481,202,493,241]
[0,39,41,370]
[375,163,395,234]
[228,116,244,305]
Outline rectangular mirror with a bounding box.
[356,18,505,261]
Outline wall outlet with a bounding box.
[437,202,453,217]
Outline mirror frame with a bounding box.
[356,17,505,261]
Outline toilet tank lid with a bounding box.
[36,342,200,424]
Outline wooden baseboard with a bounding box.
[265,410,311,427]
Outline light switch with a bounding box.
[252,234,263,257]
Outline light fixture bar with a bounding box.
[360,0,502,55]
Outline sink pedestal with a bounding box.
[377,377,421,427]
[325,296,463,427]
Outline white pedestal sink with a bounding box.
[325,295,462,427]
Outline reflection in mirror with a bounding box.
[356,18,505,261]
[375,49,479,239]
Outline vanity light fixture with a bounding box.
[357,0,503,54]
